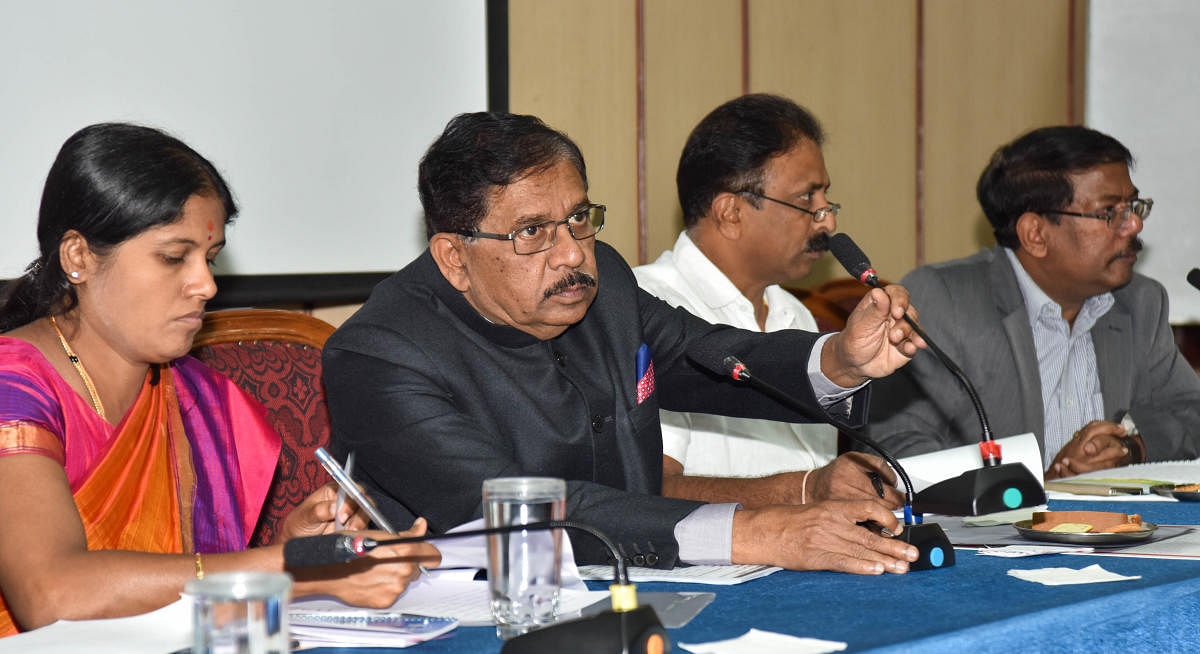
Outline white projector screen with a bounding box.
[0,0,487,280]
[1087,0,1200,323]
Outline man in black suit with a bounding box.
[324,111,925,574]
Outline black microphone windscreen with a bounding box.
[284,533,362,568]
[829,233,874,282]
[1188,268,1200,291]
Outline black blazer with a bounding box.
[323,241,867,567]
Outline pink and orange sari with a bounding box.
[0,337,280,635]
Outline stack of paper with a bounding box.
[287,517,612,647]
[1047,460,1200,502]
[576,564,780,585]
[289,610,457,649]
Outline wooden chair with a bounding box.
[190,309,336,547]
[785,286,852,332]
[1173,324,1200,375]
[816,277,890,318]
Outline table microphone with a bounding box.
[827,233,1045,515]
[685,342,954,570]
[1188,268,1200,292]
[284,521,670,654]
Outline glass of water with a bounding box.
[482,476,566,639]
[188,571,292,654]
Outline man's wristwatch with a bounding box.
[1117,434,1146,465]
[1115,411,1145,465]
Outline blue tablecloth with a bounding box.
[314,499,1200,653]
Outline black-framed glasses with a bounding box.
[1040,198,1153,232]
[457,204,606,255]
[739,191,840,223]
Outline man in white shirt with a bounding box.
[635,94,899,508]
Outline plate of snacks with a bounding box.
[1014,511,1157,545]
[1150,483,1200,502]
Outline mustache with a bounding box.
[804,232,831,254]
[543,271,597,299]
[1110,237,1144,263]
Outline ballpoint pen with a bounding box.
[315,447,395,533]
[868,471,886,499]
[334,451,355,531]
[314,447,428,575]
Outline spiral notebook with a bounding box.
[288,610,458,649]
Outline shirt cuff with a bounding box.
[808,332,868,408]
[674,503,739,565]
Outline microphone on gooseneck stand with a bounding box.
[685,343,953,571]
[827,233,1045,516]
[1188,268,1200,292]
[828,234,1000,464]
[284,521,669,654]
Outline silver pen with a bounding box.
[315,447,395,533]
[334,451,355,530]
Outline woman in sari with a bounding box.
[0,123,440,635]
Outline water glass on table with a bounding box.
[188,571,292,654]
[482,476,566,639]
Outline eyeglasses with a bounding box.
[1040,198,1153,232]
[457,204,606,255]
[739,191,840,223]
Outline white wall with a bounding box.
[1087,0,1200,322]
[0,0,487,278]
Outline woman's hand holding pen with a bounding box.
[277,482,369,543]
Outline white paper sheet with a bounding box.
[679,628,847,654]
[0,596,191,654]
[1007,563,1141,586]
[290,613,457,649]
[976,545,1094,558]
[576,564,780,585]
[291,583,607,628]
[429,518,585,587]
[288,516,607,642]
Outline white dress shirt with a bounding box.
[634,231,839,477]
[1005,248,1113,467]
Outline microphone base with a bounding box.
[893,522,955,570]
[500,605,670,654]
[913,462,1047,516]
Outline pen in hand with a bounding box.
[334,451,355,531]
[314,447,428,575]
[315,447,395,533]
[868,471,886,499]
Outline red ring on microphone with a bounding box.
[731,363,747,381]
[979,440,1002,463]
[352,536,367,555]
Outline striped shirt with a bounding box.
[1004,248,1114,467]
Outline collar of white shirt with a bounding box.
[1003,246,1114,335]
